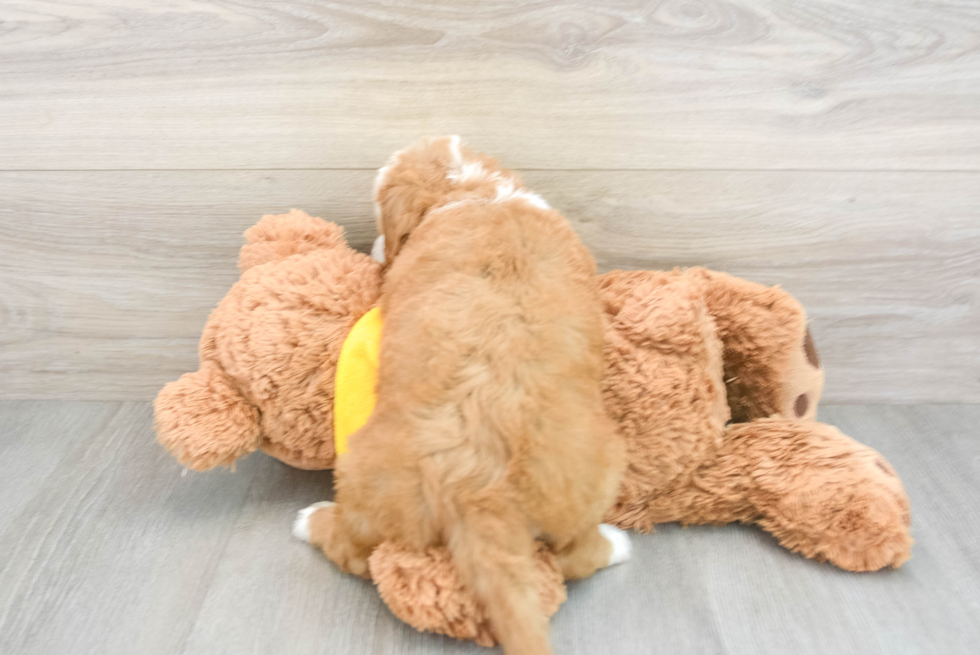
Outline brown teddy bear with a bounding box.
[154,209,912,647]
[155,209,382,471]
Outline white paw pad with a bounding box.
[599,523,632,566]
[292,501,335,543]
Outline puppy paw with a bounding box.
[599,523,632,566]
[293,501,335,543]
[370,235,386,263]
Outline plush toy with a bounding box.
[155,209,912,647]
[155,209,381,471]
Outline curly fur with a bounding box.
[307,138,625,655]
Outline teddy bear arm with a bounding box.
[153,364,262,471]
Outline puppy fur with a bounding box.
[303,137,626,655]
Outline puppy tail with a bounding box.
[448,499,553,655]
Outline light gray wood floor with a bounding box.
[1,402,977,655]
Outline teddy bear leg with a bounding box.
[293,500,379,578]
[716,419,912,571]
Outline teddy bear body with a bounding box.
[155,210,380,470]
[597,267,910,571]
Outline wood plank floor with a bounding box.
[0,402,977,655]
[0,1,978,403]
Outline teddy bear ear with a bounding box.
[239,209,347,271]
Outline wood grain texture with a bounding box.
[0,401,118,537]
[0,402,260,655]
[1,170,976,402]
[0,401,978,654]
[1,0,979,170]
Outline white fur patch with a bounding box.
[448,134,463,168]
[448,160,496,185]
[433,199,473,214]
[599,523,632,566]
[439,136,549,211]
[373,152,402,228]
[445,136,502,185]
[493,179,550,209]
[373,162,394,203]
[293,501,335,543]
[370,235,386,263]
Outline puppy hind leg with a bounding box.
[554,523,632,580]
[294,500,380,578]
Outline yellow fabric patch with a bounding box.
[334,307,383,457]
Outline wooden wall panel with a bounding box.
[1,170,976,401]
[1,1,978,170]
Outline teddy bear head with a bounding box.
[154,210,382,471]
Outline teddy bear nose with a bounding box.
[794,393,809,417]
